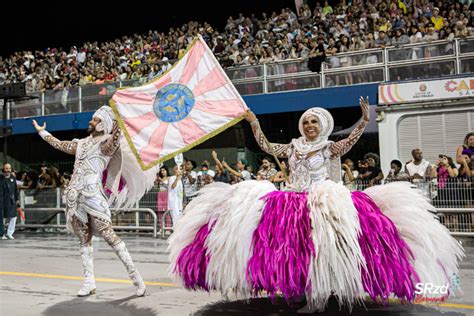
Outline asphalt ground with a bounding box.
[1,232,473,316]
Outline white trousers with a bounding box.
[5,217,17,236]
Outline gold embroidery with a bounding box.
[330,119,368,157]
[251,120,290,158]
[101,124,121,156]
[43,135,78,155]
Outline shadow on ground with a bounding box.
[42,295,157,316]
[193,297,468,316]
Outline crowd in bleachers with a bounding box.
[2,0,474,93]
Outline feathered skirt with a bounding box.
[168,180,464,310]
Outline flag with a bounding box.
[111,35,248,170]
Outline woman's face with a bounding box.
[302,115,321,141]
[160,168,168,177]
[468,135,474,147]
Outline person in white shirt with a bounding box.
[168,165,183,225]
[405,149,432,181]
[183,159,197,203]
[160,57,172,74]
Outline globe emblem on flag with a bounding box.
[153,83,195,123]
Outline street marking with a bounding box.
[0,271,178,287]
[1,272,474,310]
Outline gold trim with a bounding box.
[110,99,245,171]
[110,35,247,171]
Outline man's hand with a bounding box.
[222,161,229,169]
[212,150,218,160]
[32,119,46,132]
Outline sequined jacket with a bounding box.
[250,119,368,191]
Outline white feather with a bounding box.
[204,180,275,297]
[110,137,162,209]
[306,180,365,311]
[364,182,465,298]
[168,182,233,285]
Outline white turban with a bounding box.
[298,107,334,143]
[93,106,116,134]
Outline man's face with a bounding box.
[185,161,193,171]
[262,159,270,169]
[391,163,401,172]
[87,117,101,134]
[237,160,244,170]
[3,163,11,174]
[412,149,423,160]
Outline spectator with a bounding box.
[156,165,170,209]
[341,158,359,191]
[211,150,230,183]
[38,165,56,189]
[432,155,459,207]
[59,172,71,188]
[256,156,277,182]
[307,37,326,73]
[358,153,384,187]
[1,163,20,240]
[431,7,444,31]
[3,1,474,93]
[246,165,257,180]
[405,148,432,181]
[222,158,251,182]
[456,132,474,178]
[182,159,198,204]
[386,159,410,182]
[197,163,215,189]
[375,30,391,48]
[168,165,183,225]
[160,57,172,75]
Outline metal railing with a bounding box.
[16,207,158,237]
[346,178,474,236]
[17,177,474,237]
[19,189,159,237]
[7,37,474,119]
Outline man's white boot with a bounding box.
[77,246,96,297]
[113,241,146,297]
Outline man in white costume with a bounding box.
[32,106,146,297]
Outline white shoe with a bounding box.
[131,271,146,297]
[77,286,96,297]
[78,246,96,297]
[1,236,7,240]
[113,241,146,297]
[6,235,14,240]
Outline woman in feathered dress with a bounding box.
[169,97,464,313]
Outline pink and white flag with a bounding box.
[111,35,248,170]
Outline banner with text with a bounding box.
[378,77,474,105]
